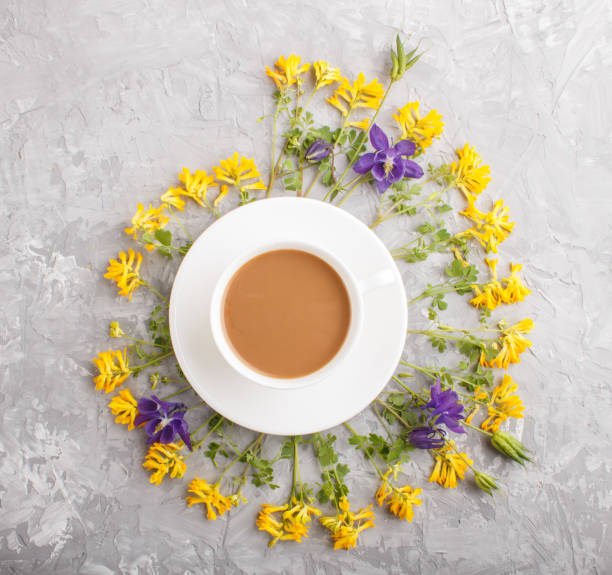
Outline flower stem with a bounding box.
[217,433,264,482]
[124,335,171,350]
[131,351,174,371]
[185,401,206,412]
[462,420,493,437]
[303,171,321,198]
[335,174,368,207]
[267,99,282,196]
[290,436,299,500]
[142,282,169,304]
[374,399,417,430]
[167,205,193,241]
[343,422,386,480]
[190,415,225,451]
[160,385,193,400]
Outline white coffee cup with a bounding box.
[209,240,395,390]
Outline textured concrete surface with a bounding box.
[1,0,612,573]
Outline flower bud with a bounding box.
[305,139,332,162]
[474,470,499,496]
[109,321,125,338]
[491,431,532,465]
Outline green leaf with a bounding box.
[436,203,453,213]
[154,228,172,246]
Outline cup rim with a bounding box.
[209,240,364,390]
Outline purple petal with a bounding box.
[159,424,175,444]
[133,413,151,428]
[387,161,404,183]
[371,162,386,181]
[176,421,193,451]
[369,124,389,152]
[403,160,424,179]
[394,139,416,157]
[137,398,160,414]
[144,418,161,436]
[376,178,391,193]
[353,153,376,174]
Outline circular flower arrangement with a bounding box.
[94,37,534,550]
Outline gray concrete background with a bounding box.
[1,0,611,573]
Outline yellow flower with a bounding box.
[428,443,472,489]
[214,184,229,207]
[464,386,489,424]
[460,196,515,253]
[124,203,169,249]
[160,187,186,211]
[375,477,392,506]
[393,101,444,152]
[387,485,423,522]
[108,388,138,430]
[143,442,186,485]
[92,348,131,393]
[313,60,342,90]
[178,168,218,207]
[327,73,384,116]
[256,499,321,547]
[485,319,534,369]
[109,321,125,338]
[320,496,375,550]
[451,143,491,197]
[470,258,505,311]
[256,504,288,546]
[347,118,371,130]
[186,477,233,520]
[266,55,311,91]
[212,153,267,193]
[104,249,144,300]
[500,263,531,304]
[481,375,525,432]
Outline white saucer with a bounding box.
[169,198,407,435]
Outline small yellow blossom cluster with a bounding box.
[162,168,219,212]
[266,55,311,91]
[256,498,321,547]
[460,196,515,254]
[143,443,186,485]
[186,477,233,520]
[482,375,525,432]
[92,348,131,393]
[470,259,531,311]
[108,388,138,429]
[429,442,473,489]
[393,101,444,152]
[375,470,423,521]
[104,248,143,300]
[327,73,385,129]
[465,376,525,433]
[482,319,535,369]
[451,143,492,197]
[319,496,375,550]
[213,153,267,194]
[124,203,169,250]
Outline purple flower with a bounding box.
[134,395,193,450]
[408,426,447,449]
[305,139,332,162]
[353,124,423,193]
[423,378,465,434]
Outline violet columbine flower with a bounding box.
[305,139,332,162]
[353,124,423,193]
[134,395,193,450]
[408,426,447,449]
[423,378,465,434]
